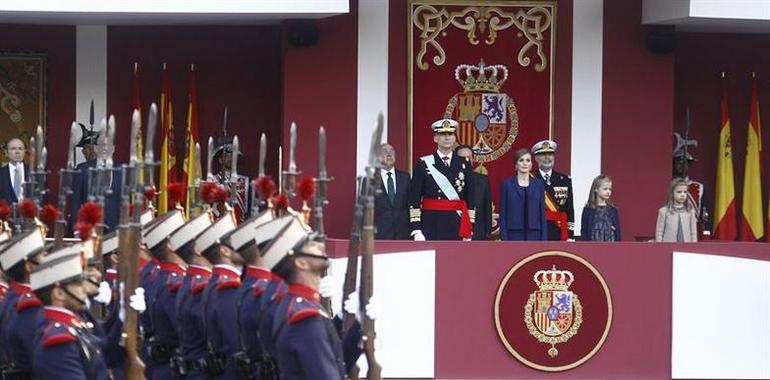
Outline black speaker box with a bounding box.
[287,21,320,47]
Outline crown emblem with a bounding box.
[533,265,574,291]
[454,60,509,92]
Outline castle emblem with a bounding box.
[524,265,583,358]
[444,60,519,167]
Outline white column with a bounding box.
[356,0,389,176]
[570,0,603,237]
[75,25,107,162]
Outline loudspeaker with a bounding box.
[645,26,676,55]
[287,21,320,47]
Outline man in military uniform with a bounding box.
[0,228,47,378]
[265,226,363,380]
[169,211,214,379]
[195,210,238,378]
[69,131,122,234]
[409,119,475,241]
[532,140,575,241]
[142,210,187,379]
[225,211,286,379]
[30,252,108,380]
[672,133,710,238]
[212,136,250,222]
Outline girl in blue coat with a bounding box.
[580,174,621,241]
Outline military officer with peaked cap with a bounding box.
[532,139,575,241]
[409,118,475,241]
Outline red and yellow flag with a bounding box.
[739,75,764,241]
[182,64,202,218]
[159,63,177,213]
[713,76,738,240]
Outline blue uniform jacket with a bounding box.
[273,283,363,380]
[177,265,212,379]
[257,275,288,358]
[147,262,186,379]
[0,282,30,367]
[32,306,108,380]
[6,290,43,372]
[236,266,272,361]
[206,265,242,380]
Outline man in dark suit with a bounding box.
[455,145,492,240]
[409,119,475,241]
[69,133,121,234]
[532,140,575,241]
[374,144,410,240]
[0,137,29,204]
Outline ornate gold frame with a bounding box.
[407,0,557,170]
[493,250,613,372]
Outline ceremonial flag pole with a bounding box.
[159,63,177,213]
[183,64,201,219]
[713,73,738,240]
[739,72,764,241]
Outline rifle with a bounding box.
[342,176,365,380]
[53,123,79,248]
[119,105,156,380]
[358,114,384,380]
[343,115,384,379]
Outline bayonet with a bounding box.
[282,122,300,197]
[144,103,158,190]
[314,126,333,237]
[258,133,266,178]
[89,99,95,127]
[231,135,239,180]
[67,123,78,169]
[206,137,214,181]
[223,106,228,137]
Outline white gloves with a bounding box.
[318,276,335,299]
[412,231,426,241]
[118,284,147,323]
[343,291,378,322]
[93,281,113,305]
[129,288,146,313]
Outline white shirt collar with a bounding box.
[437,150,453,160]
[539,169,552,178]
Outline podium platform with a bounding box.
[325,240,770,379]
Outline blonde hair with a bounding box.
[586,174,613,209]
[665,178,692,213]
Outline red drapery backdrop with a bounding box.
[409,1,556,207]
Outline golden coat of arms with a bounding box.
[444,60,518,167]
[524,265,583,358]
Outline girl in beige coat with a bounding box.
[655,178,698,242]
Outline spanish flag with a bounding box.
[131,63,144,175]
[713,75,738,240]
[159,63,177,213]
[739,74,764,241]
[182,64,201,218]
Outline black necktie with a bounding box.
[387,172,396,204]
[544,173,551,185]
